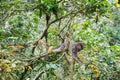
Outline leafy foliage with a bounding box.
[0,0,120,80]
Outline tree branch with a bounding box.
[33,70,45,80]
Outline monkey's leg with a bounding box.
[72,53,83,63]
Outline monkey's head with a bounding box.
[76,43,84,52]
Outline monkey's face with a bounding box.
[76,43,83,52]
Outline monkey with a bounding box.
[48,43,66,53]
[48,42,84,62]
[72,43,84,61]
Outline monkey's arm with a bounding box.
[48,43,67,53]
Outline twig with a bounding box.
[33,70,45,80]
[49,52,65,63]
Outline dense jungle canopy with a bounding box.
[0,0,120,80]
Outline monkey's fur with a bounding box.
[48,42,84,62]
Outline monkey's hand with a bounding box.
[48,46,55,53]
